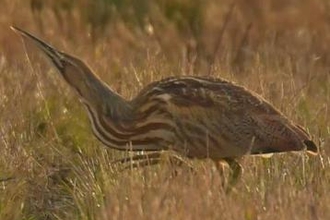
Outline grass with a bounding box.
[0,0,330,219]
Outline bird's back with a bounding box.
[131,76,317,158]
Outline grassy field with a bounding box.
[0,0,329,219]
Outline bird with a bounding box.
[11,26,318,186]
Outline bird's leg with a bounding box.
[214,158,242,193]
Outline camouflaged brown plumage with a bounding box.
[12,26,318,180]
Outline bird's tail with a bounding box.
[292,124,318,155]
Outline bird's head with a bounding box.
[11,26,110,110]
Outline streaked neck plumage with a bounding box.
[11,26,133,122]
[55,53,133,122]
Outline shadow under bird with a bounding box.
[11,26,318,184]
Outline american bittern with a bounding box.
[12,27,318,185]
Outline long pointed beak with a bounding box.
[11,26,65,71]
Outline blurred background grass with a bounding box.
[0,0,329,219]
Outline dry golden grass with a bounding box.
[0,0,329,219]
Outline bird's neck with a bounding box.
[102,88,133,121]
[90,81,133,122]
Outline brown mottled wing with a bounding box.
[133,76,316,158]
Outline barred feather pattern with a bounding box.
[12,26,318,162]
